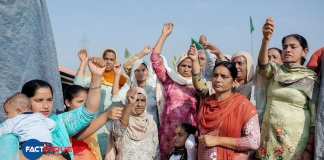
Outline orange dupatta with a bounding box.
[198,93,258,160]
[87,48,128,88]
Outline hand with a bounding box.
[263,17,275,41]
[106,107,123,121]
[126,81,138,105]
[301,150,313,160]
[204,42,221,56]
[141,46,153,56]
[198,135,217,147]
[113,62,122,75]
[88,57,106,76]
[188,44,199,61]
[78,49,89,63]
[199,35,207,46]
[162,22,174,36]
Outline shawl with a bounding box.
[106,87,154,160]
[87,48,128,88]
[198,93,258,160]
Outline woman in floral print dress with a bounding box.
[255,18,319,160]
[150,22,199,160]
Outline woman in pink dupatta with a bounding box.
[150,22,199,160]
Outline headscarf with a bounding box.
[155,54,192,124]
[106,87,155,160]
[161,53,193,85]
[87,48,128,88]
[231,51,254,83]
[231,52,254,98]
[198,93,258,160]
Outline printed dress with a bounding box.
[151,53,199,160]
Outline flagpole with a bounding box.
[251,33,253,58]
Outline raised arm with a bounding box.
[112,63,123,96]
[203,42,226,64]
[74,50,91,88]
[119,81,137,127]
[73,107,123,140]
[151,23,174,84]
[152,22,173,55]
[85,57,106,113]
[124,46,153,76]
[259,17,274,65]
[188,44,200,75]
[200,35,217,80]
[76,50,89,77]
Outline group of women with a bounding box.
[0,17,323,160]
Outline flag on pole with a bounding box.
[250,15,254,34]
[124,48,131,59]
[173,50,177,67]
[173,55,177,67]
[191,38,204,50]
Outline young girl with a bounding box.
[64,85,102,160]
[168,123,197,160]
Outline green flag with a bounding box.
[124,48,131,59]
[250,16,254,34]
[191,38,204,50]
[173,55,177,67]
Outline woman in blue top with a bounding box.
[0,57,122,160]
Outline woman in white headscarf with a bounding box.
[111,59,159,125]
[203,43,254,99]
[106,84,160,160]
[150,22,199,160]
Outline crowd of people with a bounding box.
[0,17,323,160]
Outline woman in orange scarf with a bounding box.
[74,49,128,159]
[197,61,260,160]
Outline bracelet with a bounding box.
[78,69,84,72]
[119,119,127,123]
[89,85,101,89]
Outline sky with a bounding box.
[47,0,324,73]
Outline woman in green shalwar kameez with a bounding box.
[255,17,319,160]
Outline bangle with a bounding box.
[119,119,127,123]
[89,85,101,89]
[78,69,84,72]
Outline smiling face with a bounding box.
[173,126,189,148]
[134,64,149,84]
[29,88,53,117]
[268,49,283,65]
[282,36,308,65]
[177,58,193,77]
[212,65,235,94]
[231,56,247,83]
[133,93,146,115]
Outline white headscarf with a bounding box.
[231,51,254,83]
[112,59,157,106]
[160,53,193,85]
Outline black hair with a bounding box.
[282,34,308,65]
[102,49,116,58]
[268,47,282,55]
[177,123,197,135]
[213,61,238,80]
[21,79,53,98]
[63,85,87,111]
